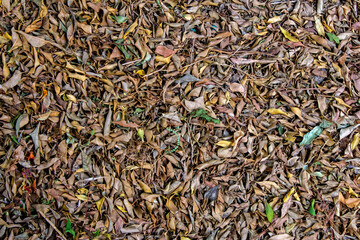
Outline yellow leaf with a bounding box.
[4,32,11,40]
[216,140,233,148]
[293,192,300,201]
[66,62,85,74]
[2,53,10,79]
[284,133,296,142]
[349,187,359,198]
[96,197,105,215]
[335,97,351,109]
[267,108,291,117]
[155,55,172,64]
[351,133,360,150]
[77,188,88,194]
[314,16,325,36]
[280,27,300,42]
[323,21,333,32]
[257,31,268,36]
[332,63,342,77]
[39,5,48,19]
[66,94,77,103]
[116,205,127,212]
[283,187,295,202]
[137,179,152,193]
[181,237,191,240]
[134,70,145,76]
[290,107,302,120]
[75,194,88,201]
[225,91,231,103]
[124,21,138,38]
[75,168,85,173]
[267,15,283,24]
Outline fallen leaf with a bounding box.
[280,27,300,42]
[0,70,22,92]
[267,108,291,117]
[17,31,49,47]
[216,140,233,148]
[267,15,283,24]
[155,46,175,57]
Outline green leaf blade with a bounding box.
[266,201,274,223]
[309,199,316,216]
[326,32,339,44]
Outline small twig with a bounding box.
[38,210,67,240]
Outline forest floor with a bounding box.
[1,0,360,239]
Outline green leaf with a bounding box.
[326,32,339,44]
[115,16,128,24]
[65,219,76,237]
[93,229,100,237]
[278,125,284,135]
[137,128,144,142]
[192,109,220,124]
[90,129,95,136]
[266,201,274,223]
[10,135,19,144]
[133,108,144,115]
[309,199,316,216]
[300,120,332,146]
[118,45,132,60]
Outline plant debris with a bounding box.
[1,0,360,239]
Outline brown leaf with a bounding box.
[0,70,22,92]
[155,45,175,57]
[17,31,49,48]
[2,0,10,11]
[113,120,139,128]
[110,46,121,59]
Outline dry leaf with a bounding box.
[17,31,49,47]
[155,46,175,57]
[267,108,291,117]
[280,27,300,42]
[0,70,22,92]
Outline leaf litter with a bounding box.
[0,0,360,239]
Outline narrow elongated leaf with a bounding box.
[309,199,316,216]
[266,201,274,223]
